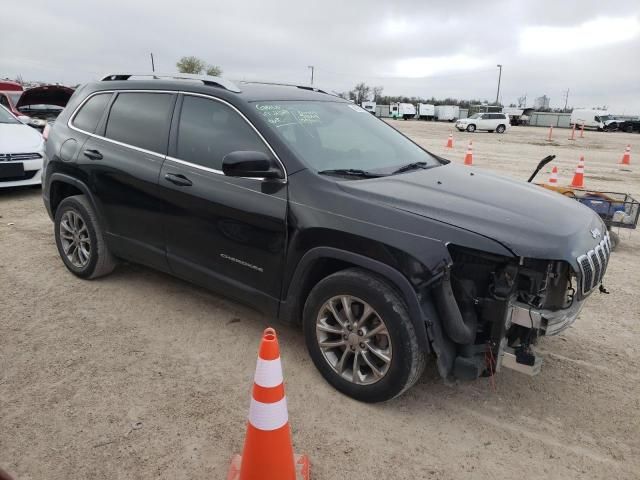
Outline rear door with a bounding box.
[159,93,288,315]
[477,113,491,130]
[80,91,176,271]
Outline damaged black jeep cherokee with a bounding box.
[42,73,611,402]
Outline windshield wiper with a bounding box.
[318,169,385,178]
[392,161,429,174]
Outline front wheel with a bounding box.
[466,124,476,132]
[496,124,506,133]
[303,268,426,402]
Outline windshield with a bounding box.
[0,105,19,124]
[468,113,482,119]
[600,115,613,121]
[8,92,22,105]
[254,101,440,174]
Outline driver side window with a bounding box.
[176,95,270,170]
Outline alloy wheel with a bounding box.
[59,210,91,268]
[316,295,392,385]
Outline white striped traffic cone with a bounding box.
[228,328,309,480]
[464,141,473,165]
[548,166,558,185]
[570,155,585,188]
[446,133,454,149]
[620,144,631,165]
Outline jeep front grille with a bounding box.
[577,234,611,295]
[0,153,42,162]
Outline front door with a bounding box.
[159,93,288,315]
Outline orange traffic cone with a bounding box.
[228,328,309,480]
[570,155,585,188]
[548,166,558,185]
[620,144,631,165]
[463,141,473,165]
[446,133,454,149]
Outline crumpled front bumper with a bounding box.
[507,297,585,336]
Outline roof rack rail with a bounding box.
[238,80,337,97]
[100,73,242,93]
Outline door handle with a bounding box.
[164,172,193,187]
[83,149,103,161]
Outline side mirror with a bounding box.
[222,151,283,179]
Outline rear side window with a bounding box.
[175,95,269,170]
[105,92,174,154]
[72,93,111,133]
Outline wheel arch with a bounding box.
[279,246,431,352]
[48,174,104,225]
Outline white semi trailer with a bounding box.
[435,105,460,122]
[418,103,436,120]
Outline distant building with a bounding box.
[534,95,550,110]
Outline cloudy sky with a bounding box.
[2,0,639,113]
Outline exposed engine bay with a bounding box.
[427,240,610,380]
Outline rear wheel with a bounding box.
[54,195,116,279]
[496,124,506,133]
[466,124,476,132]
[303,268,426,402]
[625,125,634,133]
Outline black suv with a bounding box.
[43,73,610,402]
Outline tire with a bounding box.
[466,124,476,132]
[54,195,116,279]
[625,126,634,133]
[496,124,506,133]
[303,268,426,402]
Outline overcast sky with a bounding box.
[2,0,639,113]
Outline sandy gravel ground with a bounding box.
[1,123,639,479]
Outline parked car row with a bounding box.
[0,81,74,132]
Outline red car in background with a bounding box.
[0,81,74,130]
[0,80,24,116]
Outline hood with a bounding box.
[0,124,44,153]
[338,163,604,267]
[16,85,74,109]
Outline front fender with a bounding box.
[280,246,436,352]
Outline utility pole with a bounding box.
[563,88,570,112]
[150,53,155,72]
[495,64,503,105]
[307,65,314,85]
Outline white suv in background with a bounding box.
[456,112,510,133]
[0,104,45,188]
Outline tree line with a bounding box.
[337,82,497,108]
